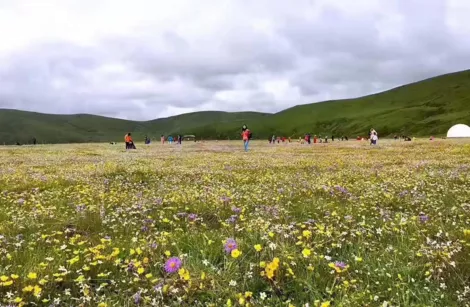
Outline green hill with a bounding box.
[1,69,470,144]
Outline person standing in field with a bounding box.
[241,125,251,152]
[369,128,377,145]
[371,132,378,145]
[161,135,165,144]
[125,133,130,149]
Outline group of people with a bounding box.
[160,135,182,145]
[300,134,348,144]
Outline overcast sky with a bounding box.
[0,0,469,120]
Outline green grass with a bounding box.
[1,69,470,144]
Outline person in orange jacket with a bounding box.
[125,133,136,149]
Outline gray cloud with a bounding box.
[0,0,469,120]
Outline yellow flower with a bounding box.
[231,249,242,258]
[355,257,363,262]
[137,267,145,275]
[164,250,171,257]
[320,301,331,307]
[302,248,311,258]
[1,280,13,286]
[145,273,153,279]
[27,272,37,280]
[98,303,108,307]
[260,261,266,268]
[268,232,275,238]
[11,274,19,279]
[14,297,22,303]
[302,230,312,238]
[33,285,42,297]
[0,275,9,282]
[254,244,263,252]
[23,285,34,292]
[178,268,190,280]
[245,291,253,298]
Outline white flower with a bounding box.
[269,242,277,250]
[229,280,237,287]
[374,296,379,301]
[260,292,267,300]
[6,291,13,299]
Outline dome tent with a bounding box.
[447,124,470,138]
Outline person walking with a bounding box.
[241,125,251,152]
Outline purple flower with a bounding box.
[127,262,136,273]
[134,291,142,304]
[224,238,238,253]
[232,207,242,214]
[221,196,231,204]
[335,261,347,269]
[18,198,25,205]
[164,257,182,274]
[419,214,429,223]
[226,215,238,224]
[188,213,198,221]
[154,282,164,292]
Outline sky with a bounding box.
[0,0,469,120]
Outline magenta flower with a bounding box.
[164,257,182,274]
[224,238,238,254]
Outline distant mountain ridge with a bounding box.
[1,69,470,144]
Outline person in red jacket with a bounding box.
[241,125,251,152]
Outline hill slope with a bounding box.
[1,69,470,144]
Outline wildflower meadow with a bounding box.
[0,140,469,307]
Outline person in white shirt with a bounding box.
[371,132,378,145]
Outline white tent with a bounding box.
[447,124,470,138]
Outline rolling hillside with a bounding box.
[1,69,470,144]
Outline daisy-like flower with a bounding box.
[164,257,182,274]
[224,238,238,253]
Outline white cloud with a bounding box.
[0,0,469,120]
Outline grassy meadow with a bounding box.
[0,140,470,306]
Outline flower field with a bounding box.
[1,140,470,306]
